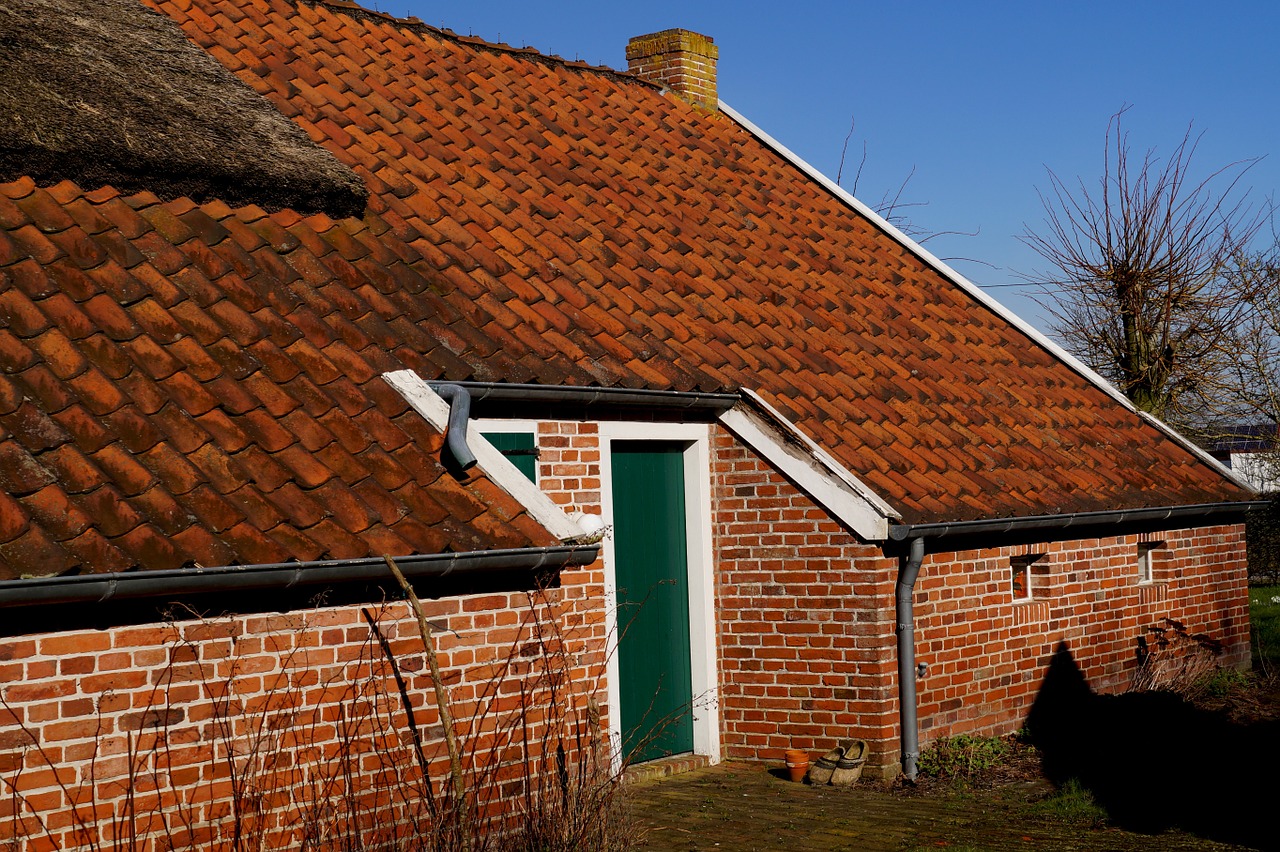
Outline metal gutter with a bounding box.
[887,500,1268,542]
[427,381,740,413]
[0,546,599,608]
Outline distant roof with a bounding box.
[0,0,366,217]
[1208,424,1279,455]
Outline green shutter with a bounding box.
[482,432,537,483]
[612,441,693,763]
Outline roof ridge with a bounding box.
[306,0,661,90]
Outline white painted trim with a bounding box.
[720,391,898,541]
[381,371,585,542]
[597,422,720,768]
[718,100,1251,493]
[472,418,541,435]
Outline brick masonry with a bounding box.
[706,424,1250,773]
[626,29,719,112]
[0,572,609,849]
[0,418,1251,843]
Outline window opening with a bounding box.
[1010,554,1047,601]
[1137,542,1164,584]
[482,431,538,483]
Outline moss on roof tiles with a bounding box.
[0,0,367,217]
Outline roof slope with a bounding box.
[0,0,1250,581]
[145,0,1247,525]
[0,173,557,579]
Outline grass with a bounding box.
[1023,778,1107,827]
[1250,583,1280,674]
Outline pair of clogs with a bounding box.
[808,738,867,785]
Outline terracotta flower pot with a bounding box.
[783,748,810,783]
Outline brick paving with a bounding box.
[626,762,1254,852]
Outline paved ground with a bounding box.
[626,762,1257,852]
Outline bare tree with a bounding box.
[1021,108,1266,422]
[1210,245,1280,485]
[836,114,986,263]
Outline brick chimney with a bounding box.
[626,29,719,112]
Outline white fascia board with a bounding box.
[381,371,586,542]
[718,100,1247,492]
[719,390,898,541]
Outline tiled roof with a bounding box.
[156,0,1247,524]
[0,175,556,578]
[0,0,1251,580]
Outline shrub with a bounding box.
[916,734,1009,780]
[1130,617,1222,694]
[1025,778,1107,827]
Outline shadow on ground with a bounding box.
[1026,642,1280,851]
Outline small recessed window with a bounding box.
[1011,554,1047,601]
[1137,542,1164,584]
[481,431,538,483]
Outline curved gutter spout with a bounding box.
[432,384,478,471]
[896,536,925,781]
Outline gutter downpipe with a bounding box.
[432,383,478,471]
[896,536,925,781]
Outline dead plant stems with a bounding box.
[383,554,470,851]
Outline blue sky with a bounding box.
[394,1,1279,336]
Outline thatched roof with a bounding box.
[0,0,366,217]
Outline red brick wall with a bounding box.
[709,426,902,768]
[911,524,1250,744]
[16,417,1245,839]
[709,423,1250,773]
[0,572,608,850]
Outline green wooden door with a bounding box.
[482,432,537,483]
[612,441,693,763]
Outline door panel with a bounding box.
[612,440,693,762]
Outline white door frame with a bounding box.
[598,422,719,767]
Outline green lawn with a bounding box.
[1250,583,1280,673]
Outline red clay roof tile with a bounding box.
[0,439,56,497]
[1,401,71,452]
[0,525,76,579]
[73,485,144,539]
[129,484,194,536]
[16,365,76,415]
[0,0,1251,579]
[58,528,134,574]
[0,490,29,543]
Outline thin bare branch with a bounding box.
[1020,108,1266,423]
